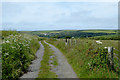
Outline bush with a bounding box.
[2,31,19,38]
[2,32,40,79]
[88,48,110,69]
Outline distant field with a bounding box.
[19,30,117,39]
[20,30,117,34]
[90,34,119,40]
[21,30,62,33]
[81,30,117,33]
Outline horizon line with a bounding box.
[0,29,119,31]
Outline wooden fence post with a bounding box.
[65,38,67,46]
[108,47,114,70]
[68,39,69,45]
[71,39,72,45]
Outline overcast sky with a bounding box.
[2,2,118,31]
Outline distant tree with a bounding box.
[65,36,71,39]
[55,35,60,39]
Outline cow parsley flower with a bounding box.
[88,63,90,66]
[6,40,9,43]
[4,53,9,56]
[12,46,16,48]
[104,47,108,49]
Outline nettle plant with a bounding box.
[88,41,110,70]
[2,34,34,78]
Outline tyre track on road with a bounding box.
[44,41,77,78]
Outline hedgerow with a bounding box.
[2,31,40,79]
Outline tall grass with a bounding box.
[46,39,119,78]
[2,31,40,79]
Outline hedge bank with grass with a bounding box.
[2,31,40,79]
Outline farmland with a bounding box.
[81,30,117,33]
[1,30,120,79]
[20,30,118,39]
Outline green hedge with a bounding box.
[2,31,40,79]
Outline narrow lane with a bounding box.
[20,41,44,78]
[44,41,77,78]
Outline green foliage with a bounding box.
[46,39,118,78]
[65,36,71,39]
[88,48,110,69]
[2,31,40,79]
[2,31,19,38]
[38,37,46,41]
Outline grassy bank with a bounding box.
[2,31,40,79]
[46,39,119,78]
[37,41,58,78]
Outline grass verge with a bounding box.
[36,41,58,78]
[46,39,118,78]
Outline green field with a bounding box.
[19,30,118,39]
[81,30,117,33]
[20,30,118,34]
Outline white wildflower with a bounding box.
[104,47,108,49]
[14,39,16,42]
[12,46,16,48]
[4,53,9,56]
[6,40,9,43]
[88,63,90,66]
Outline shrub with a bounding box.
[2,32,40,79]
[88,48,110,69]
